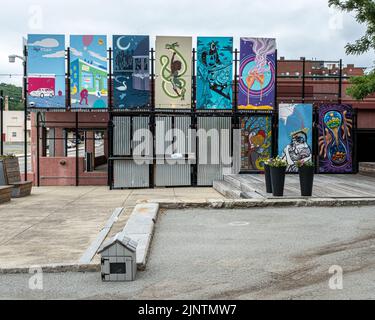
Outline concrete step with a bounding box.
[359,162,375,177]
[213,180,242,199]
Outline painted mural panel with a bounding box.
[240,116,272,171]
[238,38,276,110]
[155,36,192,109]
[113,35,150,109]
[278,104,313,172]
[70,35,108,109]
[27,34,66,109]
[318,104,353,173]
[197,37,233,110]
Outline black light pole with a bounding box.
[23,45,28,180]
[0,89,4,155]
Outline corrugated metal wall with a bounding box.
[154,116,192,187]
[113,116,131,156]
[113,160,150,188]
[197,117,232,186]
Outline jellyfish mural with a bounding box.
[238,38,276,110]
[318,104,353,173]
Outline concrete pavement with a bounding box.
[1,206,375,300]
[0,186,223,269]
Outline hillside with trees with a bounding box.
[0,83,23,110]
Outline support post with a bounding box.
[23,45,28,181]
[36,112,40,187]
[0,90,3,156]
[338,59,343,104]
[302,57,306,103]
[75,112,79,186]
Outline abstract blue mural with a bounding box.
[278,104,313,172]
[113,35,150,109]
[197,37,233,110]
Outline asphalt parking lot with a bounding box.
[1,205,375,300]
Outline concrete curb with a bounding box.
[122,203,160,271]
[0,263,100,275]
[138,197,375,209]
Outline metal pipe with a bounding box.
[36,112,40,186]
[23,45,28,180]
[0,89,3,155]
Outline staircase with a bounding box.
[359,162,375,177]
[213,174,266,199]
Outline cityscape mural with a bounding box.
[70,35,108,109]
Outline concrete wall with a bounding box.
[2,111,31,142]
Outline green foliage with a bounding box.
[296,160,315,168]
[329,0,375,99]
[346,71,375,99]
[0,83,24,110]
[0,153,17,160]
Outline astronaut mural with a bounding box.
[113,35,150,109]
[318,104,353,173]
[240,116,272,171]
[197,37,233,110]
[278,104,313,173]
[238,38,276,110]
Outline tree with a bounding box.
[328,0,375,99]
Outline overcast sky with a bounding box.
[0,0,373,86]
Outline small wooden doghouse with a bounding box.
[98,233,138,282]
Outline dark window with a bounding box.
[110,263,126,274]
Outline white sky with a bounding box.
[0,0,373,86]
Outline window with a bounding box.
[12,132,17,138]
[110,263,126,274]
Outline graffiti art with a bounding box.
[318,104,353,173]
[196,37,233,110]
[240,116,272,171]
[27,34,66,109]
[155,36,192,109]
[113,35,150,109]
[238,38,276,110]
[70,35,108,109]
[278,104,313,172]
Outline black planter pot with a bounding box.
[299,166,314,197]
[270,166,287,197]
[264,164,272,194]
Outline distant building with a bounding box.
[2,111,31,143]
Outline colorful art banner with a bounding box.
[318,104,353,173]
[196,37,233,110]
[278,104,313,173]
[238,38,276,110]
[240,116,272,171]
[113,35,150,109]
[70,35,108,109]
[155,36,192,109]
[27,34,66,109]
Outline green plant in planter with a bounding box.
[296,160,314,168]
[268,156,287,168]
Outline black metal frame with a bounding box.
[27,43,358,189]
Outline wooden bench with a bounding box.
[0,185,13,204]
[0,158,32,198]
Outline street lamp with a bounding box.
[8,47,28,180]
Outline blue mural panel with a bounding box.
[197,37,233,110]
[113,35,150,109]
[278,104,313,172]
[70,35,108,109]
[27,34,66,109]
